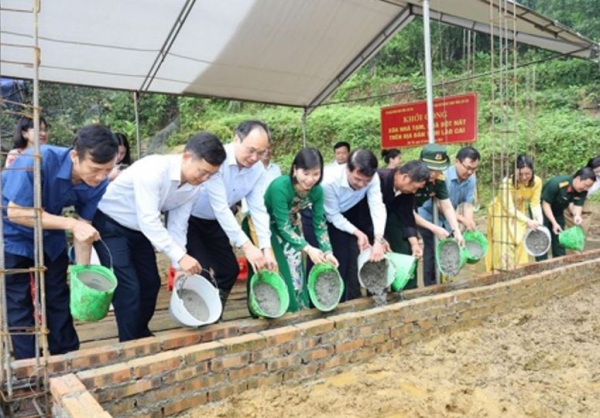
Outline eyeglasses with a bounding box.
[459,160,479,173]
[242,145,268,158]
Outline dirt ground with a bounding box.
[181,280,600,418]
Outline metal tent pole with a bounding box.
[301,108,308,148]
[423,0,440,285]
[133,91,142,159]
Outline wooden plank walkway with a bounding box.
[76,278,251,349]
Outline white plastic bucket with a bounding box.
[169,274,222,327]
[523,226,552,257]
[357,248,395,289]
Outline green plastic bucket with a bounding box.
[559,226,585,251]
[69,264,117,322]
[249,271,290,318]
[385,252,417,292]
[308,264,344,312]
[436,238,468,277]
[463,230,488,264]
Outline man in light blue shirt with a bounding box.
[418,146,480,286]
[319,149,387,301]
[187,120,277,307]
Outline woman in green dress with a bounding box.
[263,147,338,312]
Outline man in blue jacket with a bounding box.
[2,124,118,359]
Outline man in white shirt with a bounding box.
[93,132,226,342]
[260,142,282,184]
[240,142,281,214]
[326,141,351,168]
[319,148,387,301]
[187,120,277,307]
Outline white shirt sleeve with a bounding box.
[245,171,272,249]
[133,172,186,266]
[166,196,196,268]
[323,182,358,235]
[206,172,250,247]
[367,174,387,236]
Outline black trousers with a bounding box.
[536,214,566,261]
[4,251,79,359]
[186,216,239,306]
[302,198,373,302]
[93,211,161,342]
[419,226,438,287]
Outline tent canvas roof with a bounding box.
[1,0,598,108]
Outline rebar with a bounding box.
[1,0,51,416]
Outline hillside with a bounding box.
[2,0,599,201]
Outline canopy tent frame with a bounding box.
[1,0,597,112]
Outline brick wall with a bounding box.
[12,249,600,384]
[45,252,600,418]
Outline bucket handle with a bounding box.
[175,267,219,293]
[96,239,114,271]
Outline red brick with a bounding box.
[210,353,250,371]
[260,326,301,345]
[208,381,247,402]
[50,374,86,403]
[267,355,300,371]
[180,341,227,365]
[301,347,333,362]
[162,362,209,384]
[351,347,377,363]
[128,351,182,378]
[250,345,286,362]
[119,338,161,360]
[320,328,354,345]
[329,311,369,329]
[294,319,334,336]
[62,391,107,416]
[200,322,239,342]
[70,346,120,370]
[186,372,226,391]
[13,355,68,380]
[247,371,283,389]
[136,384,186,407]
[229,363,266,381]
[320,353,353,371]
[106,397,136,416]
[76,363,132,388]
[158,329,202,350]
[127,411,163,418]
[96,377,161,402]
[335,339,364,354]
[223,333,266,353]
[298,337,320,351]
[163,393,208,415]
[236,319,271,334]
[283,363,319,383]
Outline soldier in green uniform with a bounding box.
[415,144,467,287]
[414,145,464,245]
[537,167,595,260]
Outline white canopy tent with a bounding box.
[1,0,598,109]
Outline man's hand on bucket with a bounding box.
[178,254,202,276]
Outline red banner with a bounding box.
[381,93,477,148]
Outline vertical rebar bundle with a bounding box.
[488,0,521,272]
[0,1,51,416]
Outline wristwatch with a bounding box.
[375,236,386,245]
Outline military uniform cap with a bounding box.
[420,144,450,170]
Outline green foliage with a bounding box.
[5,0,597,194]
